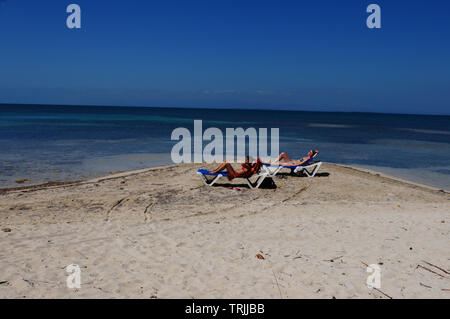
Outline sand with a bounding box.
[0,163,449,299]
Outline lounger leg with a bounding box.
[303,167,313,177]
[245,173,268,189]
[311,162,322,177]
[255,174,268,188]
[303,162,322,177]
[262,166,271,175]
[198,173,210,185]
[245,178,255,189]
[263,165,282,176]
[273,166,282,176]
[209,175,222,186]
[197,173,223,186]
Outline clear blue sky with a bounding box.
[0,0,449,114]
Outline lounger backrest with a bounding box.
[301,152,318,166]
[241,158,262,178]
[302,157,313,166]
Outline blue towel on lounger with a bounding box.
[197,169,227,176]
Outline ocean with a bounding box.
[1,104,449,190]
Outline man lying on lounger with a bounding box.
[209,156,262,180]
[272,149,319,166]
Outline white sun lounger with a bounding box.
[196,169,269,189]
[263,155,322,178]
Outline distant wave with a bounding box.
[308,123,357,129]
[280,136,313,142]
[433,168,450,175]
[370,139,450,150]
[397,128,450,136]
[0,114,254,126]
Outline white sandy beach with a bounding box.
[0,163,449,299]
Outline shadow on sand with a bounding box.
[206,172,330,190]
[210,177,277,189]
[275,172,330,178]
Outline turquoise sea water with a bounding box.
[1,104,449,189]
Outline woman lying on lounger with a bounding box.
[209,156,262,180]
[272,149,319,166]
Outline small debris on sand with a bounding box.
[15,179,30,184]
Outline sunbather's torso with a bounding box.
[275,156,310,166]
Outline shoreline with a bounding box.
[1,162,448,195]
[328,163,449,194]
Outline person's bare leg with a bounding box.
[275,152,291,163]
[223,163,237,176]
[210,162,238,179]
[210,162,238,174]
[209,162,228,173]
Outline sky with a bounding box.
[0,0,449,115]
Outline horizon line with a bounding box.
[1,102,449,117]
